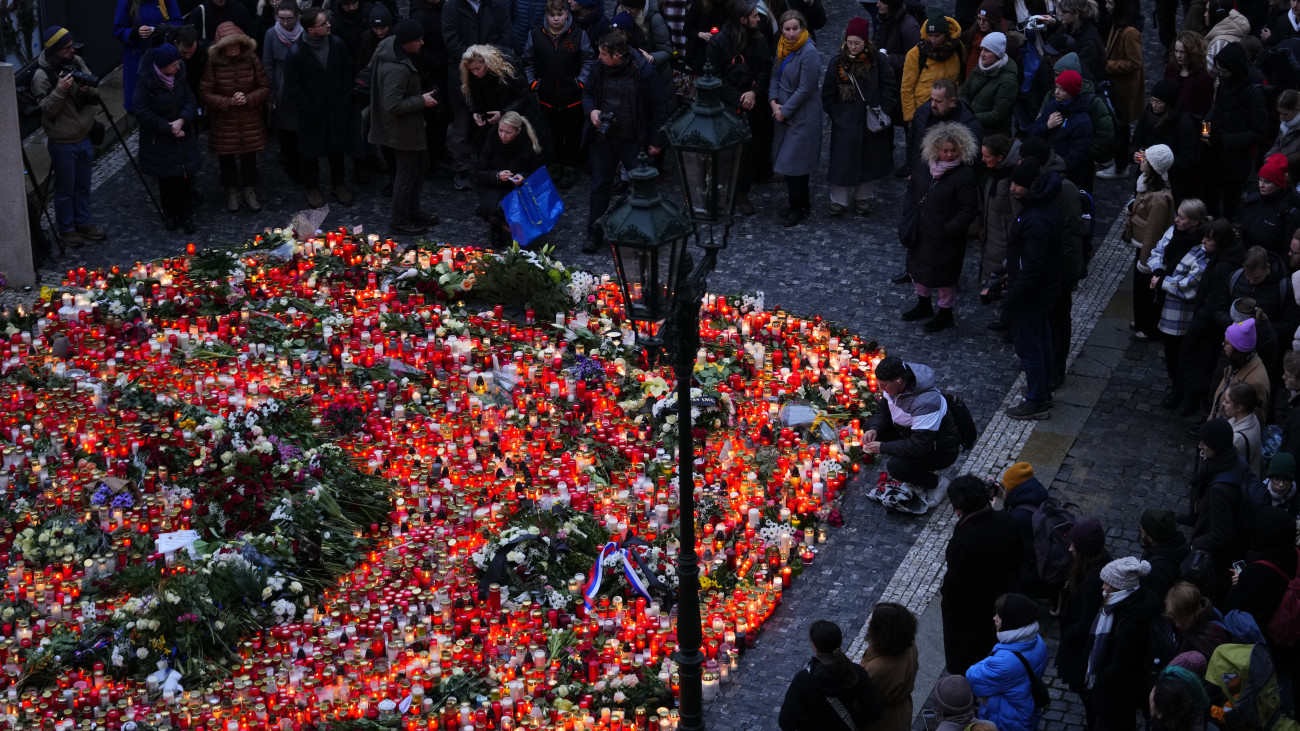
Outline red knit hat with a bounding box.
[1260,153,1289,187]
[846,16,870,41]
[1055,69,1082,97]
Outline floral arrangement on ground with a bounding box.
[0,228,886,730]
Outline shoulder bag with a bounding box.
[1006,649,1050,710]
[897,177,936,250]
[848,71,890,132]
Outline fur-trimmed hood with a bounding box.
[209,21,256,63]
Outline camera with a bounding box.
[595,111,618,135]
[979,271,1008,305]
[59,67,100,88]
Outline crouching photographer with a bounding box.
[32,26,109,248]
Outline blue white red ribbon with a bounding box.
[583,538,659,610]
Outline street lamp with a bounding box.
[596,66,749,731]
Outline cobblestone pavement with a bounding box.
[23,0,1182,726]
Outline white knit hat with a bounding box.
[980,31,1007,57]
[1100,556,1152,591]
[1144,144,1175,178]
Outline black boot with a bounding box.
[901,297,933,322]
[923,307,955,332]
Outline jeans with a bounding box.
[388,147,429,227]
[48,137,93,233]
[587,137,645,231]
[1013,307,1054,405]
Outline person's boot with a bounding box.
[307,188,325,208]
[923,307,955,332]
[225,188,241,213]
[901,296,933,322]
[242,187,262,212]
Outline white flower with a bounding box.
[164,591,181,604]
[613,691,627,703]
[215,620,225,630]
[136,648,149,660]
[288,581,302,594]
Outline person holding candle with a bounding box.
[858,602,919,731]
[964,592,1049,731]
[863,356,963,513]
[369,19,441,236]
[777,619,883,730]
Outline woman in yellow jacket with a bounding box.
[900,14,964,125]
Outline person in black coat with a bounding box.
[569,0,611,47]
[473,113,542,247]
[327,0,372,58]
[1056,517,1112,689]
[1138,509,1191,607]
[1223,507,1299,703]
[523,0,595,188]
[442,0,514,188]
[875,0,919,130]
[1132,78,1202,204]
[706,0,772,214]
[1190,418,1253,600]
[778,620,884,730]
[1003,158,1064,419]
[900,122,980,333]
[682,0,728,70]
[1029,70,1094,188]
[133,43,202,233]
[1237,155,1300,258]
[1080,557,1163,731]
[941,476,1024,675]
[1202,42,1271,220]
[285,7,357,207]
[410,0,453,172]
[999,463,1053,591]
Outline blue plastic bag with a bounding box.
[500,166,565,248]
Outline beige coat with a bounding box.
[1129,186,1174,269]
[860,644,919,731]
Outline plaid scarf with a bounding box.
[1084,587,1135,689]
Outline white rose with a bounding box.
[136,648,149,659]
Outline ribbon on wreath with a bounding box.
[476,532,568,602]
[581,535,669,610]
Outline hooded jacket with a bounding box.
[778,652,884,730]
[1045,53,1114,158]
[199,21,272,156]
[979,137,1021,279]
[900,16,964,122]
[965,632,1049,731]
[864,362,964,459]
[368,35,428,151]
[1030,90,1093,179]
[1003,169,1064,315]
[1205,42,1271,169]
[1030,150,1085,283]
[1004,476,1048,566]
[1206,9,1251,68]
[1141,531,1191,605]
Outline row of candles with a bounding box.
[0,232,885,730]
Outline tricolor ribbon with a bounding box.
[582,535,668,610]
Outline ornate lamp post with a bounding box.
[596,65,749,731]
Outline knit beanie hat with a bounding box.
[1011,158,1041,187]
[1144,144,1175,177]
[1198,418,1235,455]
[980,31,1007,57]
[1207,0,1233,26]
[874,356,907,381]
[1001,462,1034,491]
[924,13,949,35]
[43,26,74,52]
[1151,78,1180,106]
[1056,69,1083,97]
[1020,136,1050,165]
[1231,298,1255,323]
[846,16,871,41]
[1139,508,1178,543]
[611,11,637,32]
[1268,452,1297,480]
[1068,516,1105,555]
[1169,650,1208,675]
[152,43,181,67]
[976,0,1003,23]
[996,593,1038,630]
[933,675,975,715]
[1225,317,1257,352]
[370,3,393,27]
[395,19,424,44]
[1260,153,1289,187]
[575,0,600,9]
[1099,556,1152,591]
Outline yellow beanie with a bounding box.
[1001,462,1034,491]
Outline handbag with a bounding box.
[1007,649,1051,710]
[897,178,936,250]
[848,73,890,132]
[500,166,566,247]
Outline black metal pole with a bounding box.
[674,287,705,731]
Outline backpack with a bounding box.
[1030,500,1078,585]
[942,391,977,450]
[1254,549,1300,647]
[1182,548,1217,593]
[1206,642,1288,731]
[1228,268,1290,310]
[1261,425,1284,465]
[1145,613,1180,682]
[1212,467,1272,534]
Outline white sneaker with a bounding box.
[1096,164,1126,180]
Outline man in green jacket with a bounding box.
[369,20,441,235]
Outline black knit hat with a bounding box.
[1198,418,1234,455]
[1011,158,1041,187]
[874,356,907,381]
[996,593,1038,631]
[1151,78,1180,106]
[395,19,424,44]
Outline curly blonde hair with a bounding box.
[460,44,518,100]
[920,121,979,164]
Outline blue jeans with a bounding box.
[48,137,93,233]
[1013,307,1054,405]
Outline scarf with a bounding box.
[274,20,303,47]
[996,621,1040,645]
[302,32,329,67]
[836,49,873,100]
[1281,114,1299,141]
[978,53,1009,73]
[777,28,809,62]
[918,37,957,63]
[1084,588,1135,690]
[1291,8,1300,30]
[154,63,176,89]
[929,158,959,178]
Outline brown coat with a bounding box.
[1105,24,1145,124]
[860,644,919,731]
[199,21,271,155]
[1129,186,1174,267]
[1211,353,1271,425]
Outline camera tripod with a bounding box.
[94,95,167,223]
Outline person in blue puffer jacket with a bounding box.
[1029,69,1093,187]
[965,593,1049,731]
